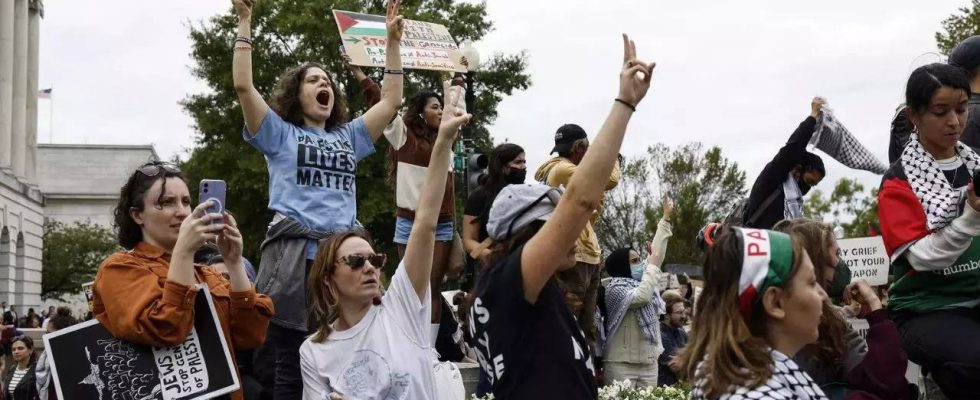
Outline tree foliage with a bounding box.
[595,156,657,253]
[595,143,747,266]
[936,0,980,55]
[41,220,117,301]
[181,0,530,262]
[803,177,879,238]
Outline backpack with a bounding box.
[724,189,782,228]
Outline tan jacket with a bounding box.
[534,156,620,265]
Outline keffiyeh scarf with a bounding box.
[782,173,804,221]
[901,134,980,230]
[813,107,889,174]
[692,350,827,400]
[603,277,664,348]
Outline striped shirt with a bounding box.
[8,367,27,394]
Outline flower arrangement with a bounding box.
[469,381,692,400]
[598,380,692,400]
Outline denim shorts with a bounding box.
[394,216,454,244]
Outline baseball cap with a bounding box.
[949,35,980,73]
[487,184,563,241]
[550,124,588,154]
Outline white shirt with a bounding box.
[300,263,435,400]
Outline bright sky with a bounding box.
[37,0,970,195]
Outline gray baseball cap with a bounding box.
[487,183,563,241]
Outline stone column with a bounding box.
[25,0,40,182]
[0,0,14,172]
[11,0,27,179]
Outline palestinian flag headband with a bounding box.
[735,228,794,322]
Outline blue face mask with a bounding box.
[630,263,645,281]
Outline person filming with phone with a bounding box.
[92,162,274,400]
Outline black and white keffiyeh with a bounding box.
[782,173,804,221]
[692,350,827,400]
[901,134,980,230]
[812,108,889,175]
[603,277,664,349]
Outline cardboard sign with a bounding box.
[837,236,889,286]
[333,9,466,72]
[44,285,239,400]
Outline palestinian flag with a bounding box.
[335,10,387,37]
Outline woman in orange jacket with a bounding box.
[92,162,274,400]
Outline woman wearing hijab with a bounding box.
[600,198,673,387]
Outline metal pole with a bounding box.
[464,72,475,140]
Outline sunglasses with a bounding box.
[137,162,181,177]
[338,253,387,269]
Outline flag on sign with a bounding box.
[38,88,52,99]
[335,11,387,36]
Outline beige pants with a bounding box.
[604,361,659,388]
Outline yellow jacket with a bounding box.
[534,156,620,265]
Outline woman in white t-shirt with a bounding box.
[299,89,471,399]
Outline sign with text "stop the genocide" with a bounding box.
[333,9,467,73]
[838,236,889,286]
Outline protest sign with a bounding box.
[837,236,889,286]
[82,281,94,312]
[44,285,239,400]
[333,9,466,72]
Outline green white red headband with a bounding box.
[735,228,794,322]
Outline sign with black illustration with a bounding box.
[43,284,239,400]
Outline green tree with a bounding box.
[803,177,879,238]
[595,156,658,253]
[41,220,117,301]
[181,0,530,262]
[648,143,747,265]
[937,0,980,55]
[596,143,747,266]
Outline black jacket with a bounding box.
[744,117,817,229]
[890,94,980,163]
[4,362,39,400]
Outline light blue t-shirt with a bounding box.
[244,108,375,238]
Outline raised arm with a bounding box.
[361,0,405,142]
[402,89,472,300]
[231,0,270,136]
[521,34,655,303]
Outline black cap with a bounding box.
[550,124,588,154]
[950,35,980,73]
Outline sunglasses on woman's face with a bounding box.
[339,253,387,269]
[137,162,181,177]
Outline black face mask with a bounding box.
[797,179,812,195]
[827,258,853,302]
[505,169,527,184]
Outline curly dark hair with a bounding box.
[112,162,187,249]
[270,63,349,131]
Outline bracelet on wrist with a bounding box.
[614,98,636,112]
[384,69,404,75]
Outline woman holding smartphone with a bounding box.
[230,0,406,396]
[92,162,274,400]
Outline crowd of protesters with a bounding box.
[19,0,979,399]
